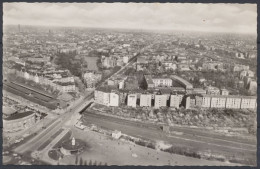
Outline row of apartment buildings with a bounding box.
[94,87,256,110]
[144,75,193,89]
[186,94,256,109]
[11,69,76,93]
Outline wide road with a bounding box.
[14,96,93,154]
[81,111,256,161]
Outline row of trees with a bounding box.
[75,155,107,166]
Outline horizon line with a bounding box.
[3,24,257,35]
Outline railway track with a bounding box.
[82,111,256,151]
[9,81,54,99]
[3,82,56,102]
[3,82,57,109]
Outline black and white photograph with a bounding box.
[2,2,257,166]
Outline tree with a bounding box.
[84,160,88,165]
[89,160,92,165]
[75,155,78,165]
[79,157,83,165]
[93,160,97,166]
[99,162,102,166]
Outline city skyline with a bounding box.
[3,3,257,34]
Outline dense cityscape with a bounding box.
[2,3,257,167]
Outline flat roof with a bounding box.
[171,75,193,88]
[202,94,257,99]
[3,106,17,115]
[144,75,154,84]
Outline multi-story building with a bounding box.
[205,86,220,95]
[34,74,39,83]
[140,94,152,107]
[162,61,177,70]
[119,81,124,89]
[3,110,36,133]
[152,78,172,87]
[94,89,110,106]
[225,97,241,109]
[83,71,102,88]
[170,95,180,108]
[202,61,223,71]
[221,88,229,95]
[102,57,116,68]
[109,92,119,107]
[123,56,129,64]
[243,76,252,88]
[240,70,255,79]
[202,95,211,108]
[240,96,257,109]
[195,95,203,107]
[154,95,167,108]
[127,94,137,108]
[210,96,226,108]
[248,80,257,94]
[185,96,191,109]
[144,75,155,89]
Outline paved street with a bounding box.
[13,95,92,154]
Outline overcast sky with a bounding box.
[3,3,257,34]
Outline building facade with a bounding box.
[140,94,152,107]
[127,94,137,108]
[109,92,119,107]
[170,95,180,108]
[154,95,167,108]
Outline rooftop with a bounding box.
[4,111,35,121]
[144,75,154,84]
[3,106,17,115]
[202,94,257,99]
[171,75,193,88]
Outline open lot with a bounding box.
[59,127,239,166]
[80,111,256,165]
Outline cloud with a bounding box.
[3,3,257,34]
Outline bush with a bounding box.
[164,146,201,159]
[147,142,156,149]
[135,140,146,147]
